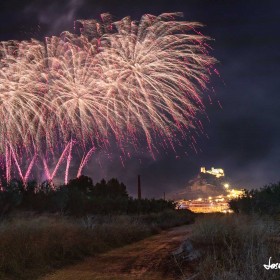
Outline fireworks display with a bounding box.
[0,12,216,184]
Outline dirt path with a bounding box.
[40,224,193,280]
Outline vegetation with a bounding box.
[0,176,176,216]
[229,182,280,215]
[187,214,279,280]
[0,175,194,279]
[0,211,193,280]
[171,182,280,279]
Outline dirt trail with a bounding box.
[40,224,193,280]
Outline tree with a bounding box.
[67,175,93,193]
[229,182,280,215]
[92,178,128,198]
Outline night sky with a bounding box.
[1,0,280,197]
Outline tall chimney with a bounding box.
[137,174,142,199]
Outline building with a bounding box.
[200,167,225,178]
[176,167,244,213]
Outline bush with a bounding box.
[190,214,279,280]
[140,209,194,229]
[229,182,280,215]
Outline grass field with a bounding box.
[189,214,280,280]
[0,210,193,279]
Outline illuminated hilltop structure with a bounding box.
[176,167,245,213]
[200,167,224,178]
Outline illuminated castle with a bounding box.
[176,167,245,213]
[200,167,225,178]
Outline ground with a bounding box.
[40,224,193,280]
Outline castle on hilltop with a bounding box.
[176,166,244,213]
[200,167,225,178]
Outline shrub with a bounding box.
[190,214,279,280]
[229,182,280,215]
[140,209,194,229]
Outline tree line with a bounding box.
[0,175,176,216]
[229,182,280,215]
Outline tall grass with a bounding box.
[0,210,193,279]
[190,214,280,280]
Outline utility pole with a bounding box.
[137,174,142,199]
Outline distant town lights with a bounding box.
[176,167,246,213]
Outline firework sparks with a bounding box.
[95,13,216,151]
[0,13,216,183]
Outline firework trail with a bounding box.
[42,141,72,182]
[65,139,73,184]
[5,144,11,183]
[77,146,96,178]
[0,13,216,184]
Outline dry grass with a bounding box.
[190,214,280,280]
[0,210,193,279]
[0,215,151,279]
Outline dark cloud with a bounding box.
[23,0,85,35]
